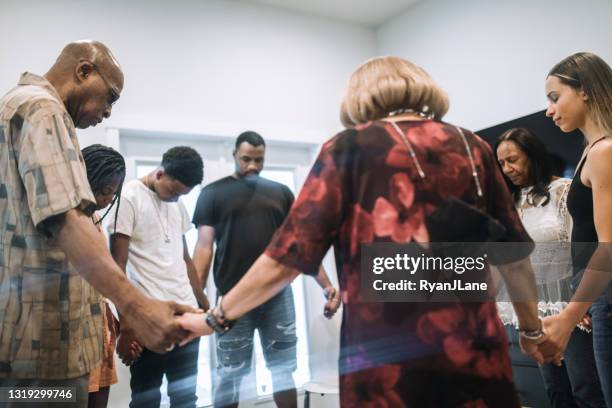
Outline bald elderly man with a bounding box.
[0,41,196,407]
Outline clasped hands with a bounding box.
[174,286,342,346]
[519,313,581,366]
[118,288,342,365]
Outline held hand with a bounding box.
[124,298,201,354]
[323,287,341,319]
[197,293,211,312]
[176,312,214,346]
[518,332,548,365]
[540,314,574,363]
[579,314,593,331]
[116,331,142,366]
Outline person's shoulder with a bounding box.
[585,139,612,184]
[256,176,281,187]
[441,122,484,145]
[121,179,144,199]
[547,178,572,205]
[254,176,288,193]
[321,126,360,149]
[8,85,66,119]
[318,122,386,157]
[588,137,612,163]
[201,176,233,193]
[549,177,572,190]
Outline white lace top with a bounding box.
[497,178,579,327]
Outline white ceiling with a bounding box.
[238,0,421,27]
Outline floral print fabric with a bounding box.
[266,120,532,407]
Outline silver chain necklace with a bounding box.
[389,121,483,198]
[146,175,171,243]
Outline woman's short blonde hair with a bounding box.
[340,56,449,127]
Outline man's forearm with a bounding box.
[192,248,213,292]
[56,209,146,315]
[223,254,300,321]
[185,257,208,306]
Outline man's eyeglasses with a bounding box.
[91,63,120,107]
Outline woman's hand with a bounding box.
[518,333,548,365]
[579,314,593,331]
[116,330,143,366]
[176,312,213,346]
[541,313,575,363]
[323,287,341,318]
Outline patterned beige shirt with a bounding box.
[0,73,103,379]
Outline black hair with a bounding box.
[235,131,265,150]
[549,153,567,178]
[81,144,126,230]
[495,128,553,206]
[161,146,204,188]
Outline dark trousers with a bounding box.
[539,327,606,408]
[591,298,612,408]
[129,338,200,408]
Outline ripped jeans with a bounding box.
[214,286,297,407]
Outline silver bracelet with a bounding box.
[518,319,545,340]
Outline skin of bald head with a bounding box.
[44,40,124,129]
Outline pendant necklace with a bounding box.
[147,175,171,243]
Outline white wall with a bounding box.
[2,0,610,405]
[376,0,612,131]
[0,2,370,405]
[0,0,376,144]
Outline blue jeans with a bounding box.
[539,327,606,408]
[591,297,612,407]
[214,287,297,407]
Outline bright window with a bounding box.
[254,168,310,397]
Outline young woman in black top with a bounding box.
[542,52,612,407]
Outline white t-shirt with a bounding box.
[108,179,197,308]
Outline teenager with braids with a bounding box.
[81,144,126,408]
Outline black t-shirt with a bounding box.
[192,175,294,294]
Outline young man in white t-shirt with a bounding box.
[108,146,206,408]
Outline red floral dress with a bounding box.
[266,120,532,408]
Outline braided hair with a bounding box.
[81,144,126,231]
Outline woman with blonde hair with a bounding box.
[178,56,546,406]
[542,52,612,407]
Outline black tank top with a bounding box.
[566,138,606,273]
